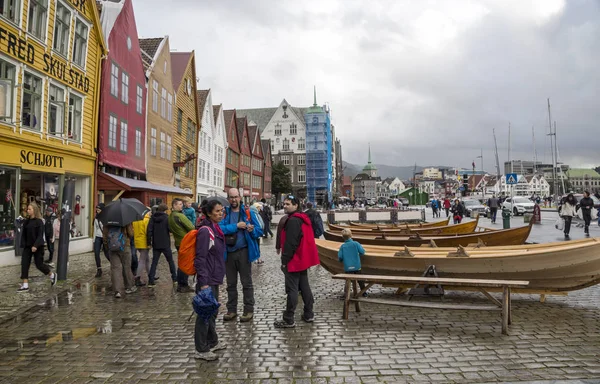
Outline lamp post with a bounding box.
[477,149,483,196]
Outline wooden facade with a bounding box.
[248,124,263,200]
[236,116,252,201]
[223,109,240,193]
[261,139,273,199]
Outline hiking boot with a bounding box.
[301,315,314,323]
[274,320,295,328]
[125,286,137,294]
[194,351,218,361]
[240,312,254,322]
[210,342,227,352]
[223,313,237,322]
[95,268,102,278]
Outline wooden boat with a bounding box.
[316,237,600,292]
[323,222,532,247]
[349,218,450,229]
[329,216,479,235]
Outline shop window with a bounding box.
[52,2,70,57]
[21,72,42,131]
[0,167,17,249]
[160,87,166,118]
[136,85,143,114]
[167,93,173,122]
[198,159,205,181]
[0,0,20,24]
[110,63,119,97]
[0,60,15,123]
[177,108,182,133]
[70,176,90,238]
[27,0,47,40]
[150,127,156,156]
[135,128,141,157]
[150,197,163,207]
[166,134,172,160]
[119,120,128,153]
[152,80,158,112]
[68,93,82,142]
[48,84,65,136]
[159,131,166,159]
[72,18,88,68]
[108,115,117,149]
[121,72,129,104]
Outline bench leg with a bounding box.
[508,287,512,325]
[502,286,509,335]
[352,280,361,313]
[343,280,351,320]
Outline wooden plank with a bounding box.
[502,286,509,335]
[350,297,500,311]
[333,274,529,288]
[478,288,502,307]
[381,284,568,296]
[343,280,351,320]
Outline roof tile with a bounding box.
[139,37,163,71]
[170,52,192,92]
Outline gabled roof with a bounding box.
[248,125,263,159]
[196,89,210,127]
[139,37,164,72]
[261,139,271,164]
[468,175,486,187]
[353,173,377,182]
[223,109,239,153]
[212,105,221,125]
[170,52,192,91]
[236,108,277,133]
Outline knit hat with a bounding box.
[96,203,105,210]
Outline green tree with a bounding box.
[272,161,292,197]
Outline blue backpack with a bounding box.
[107,226,125,252]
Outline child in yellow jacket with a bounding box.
[132,213,151,286]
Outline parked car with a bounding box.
[398,198,409,207]
[462,199,486,217]
[502,196,535,216]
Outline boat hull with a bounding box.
[349,218,450,229]
[329,217,479,235]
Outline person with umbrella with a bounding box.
[193,198,226,361]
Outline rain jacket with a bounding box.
[168,210,195,247]
[183,207,196,228]
[280,212,320,273]
[132,214,150,249]
[338,238,365,272]
[219,204,263,263]
[194,219,226,287]
[147,212,171,249]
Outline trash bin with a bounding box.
[502,207,511,229]
[523,213,533,223]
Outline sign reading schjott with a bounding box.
[20,150,65,169]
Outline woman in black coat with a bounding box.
[19,203,57,292]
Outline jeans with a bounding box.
[93,236,109,268]
[564,216,573,236]
[109,248,134,294]
[45,237,54,262]
[582,211,592,234]
[445,208,449,217]
[175,246,189,287]
[194,286,219,353]
[136,249,150,282]
[263,220,274,237]
[490,208,498,223]
[149,248,178,284]
[21,246,50,279]
[225,247,254,314]
[283,269,314,324]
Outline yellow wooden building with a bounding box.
[0,0,106,263]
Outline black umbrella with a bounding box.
[97,198,150,227]
[205,196,230,207]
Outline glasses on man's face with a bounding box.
[229,196,240,200]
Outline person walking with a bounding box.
[18,203,57,292]
[431,199,439,218]
[93,204,109,277]
[338,228,368,298]
[43,207,56,267]
[169,198,196,292]
[193,199,227,361]
[260,198,274,238]
[451,199,464,224]
[147,203,177,287]
[487,194,500,224]
[103,222,136,298]
[559,193,577,239]
[579,191,594,236]
[274,195,319,328]
[443,198,451,218]
[132,212,151,286]
[219,188,263,322]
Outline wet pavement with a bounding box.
[0,216,599,383]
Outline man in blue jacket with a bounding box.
[219,188,263,322]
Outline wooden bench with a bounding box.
[332,274,529,335]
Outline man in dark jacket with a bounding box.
[260,198,274,238]
[274,195,319,328]
[43,207,55,265]
[580,191,595,236]
[147,204,177,287]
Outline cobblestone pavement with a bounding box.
[1,228,600,383]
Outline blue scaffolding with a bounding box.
[304,89,332,205]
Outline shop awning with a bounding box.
[98,172,193,195]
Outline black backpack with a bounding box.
[306,209,324,238]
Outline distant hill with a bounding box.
[343,161,424,180]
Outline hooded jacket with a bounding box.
[194,219,226,287]
[147,212,171,249]
[22,218,45,249]
[219,203,263,262]
[280,212,320,273]
[183,206,197,228]
[338,238,365,272]
[168,210,195,247]
[132,214,151,249]
[579,197,595,214]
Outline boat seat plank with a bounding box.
[351,297,501,311]
[333,274,530,288]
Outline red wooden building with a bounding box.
[224,110,240,194]
[236,116,252,203]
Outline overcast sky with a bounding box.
[134,0,599,171]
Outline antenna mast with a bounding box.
[547,98,558,200]
[493,128,501,180]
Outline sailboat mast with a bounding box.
[547,98,557,200]
[554,121,565,196]
[532,126,537,174]
[493,128,501,180]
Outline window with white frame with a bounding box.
[119,120,128,153]
[214,144,218,162]
[200,131,206,150]
[150,127,156,156]
[52,2,70,57]
[160,87,166,118]
[110,63,119,97]
[297,154,305,165]
[121,72,129,104]
[213,168,219,187]
[298,138,305,150]
[1,0,20,23]
[270,141,274,152]
[72,18,88,67]
[282,138,289,151]
[48,84,65,136]
[167,93,173,122]
[298,170,306,183]
[166,134,172,160]
[108,115,117,149]
[274,123,281,136]
[28,0,47,40]
[68,93,83,142]
[198,159,205,181]
[281,155,290,166]
[0,60,15,122]
[136,85,142,114]
[207,163,211,182]
[152,80,158,112]
[290,123,297,135]
[21,72,42,131]
[135,128,142,157]
[159,131,166,158]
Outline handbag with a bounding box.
[555,218,564,231]
[225,210,243,246]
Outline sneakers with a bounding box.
[135,277,145,287]
[301,315,315,323]
[17,285,29,293]
[194,351,218,361]
[240,312,254,322]
[50,273,57,286]
[273,320,296,328]
[223,313,237,322]
[95,268,102,278]
[210,342,226,352]
[125,286,137,294]
[148,282,156,287]
[177,285,194,293]
[114,292,122,298]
